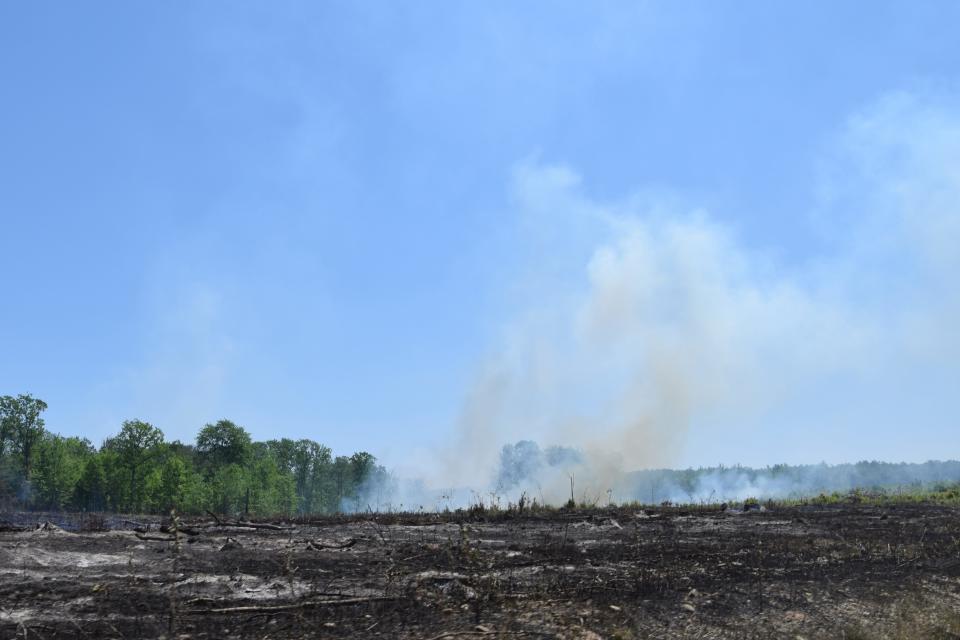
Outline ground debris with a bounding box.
[219,537,243,551]
[1,503,959,638]
[305,537,358,551]
[34,521,69,534]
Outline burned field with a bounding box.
[2,503,959,639]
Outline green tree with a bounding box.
[0,394,48,479]
[267,438,333,514]
[209,463,246,514]
[347,452,382,511]
[0,455,19,508]
[350,451,376,485]
[145,456,196,512]
[331,455,353,512]
[33,435,93,509]
[73,453,109,511]
[167,440,196,465]
[300,440,333,513]
[245,448,296,516]
[103,420,165,512]
[195,420,252,473]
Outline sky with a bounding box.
[1,2,959,479]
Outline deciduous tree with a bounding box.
[103,420,165,512]
[0,394,48,478]
[196,420,252,472]
[33,435,93,509]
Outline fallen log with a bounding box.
[306,537,358,551]
[426,632,544,640]
[186,595,397,615]
[135,532,178,542]
[184,592,371,607]
[234,520,294,531]
[121,519,149,529]
[159,524,202,536]
[203,511,294,531]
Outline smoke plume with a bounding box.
[398,91,960,507]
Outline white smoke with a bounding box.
[404,90,960,506]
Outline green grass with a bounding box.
[787,483,960,507]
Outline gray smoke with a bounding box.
[494,447,960,505]
[376,91,960,508]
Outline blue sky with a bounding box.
[2,2,959,478]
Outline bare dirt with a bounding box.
[1,503,959,639]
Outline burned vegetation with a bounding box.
[2,502,960,639]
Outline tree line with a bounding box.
[495,440,960,505]
[0,393,389,515]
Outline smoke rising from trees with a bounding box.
[4,95,960,512]
[490,440,960,506]
[427,91,960,503]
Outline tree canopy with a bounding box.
[0,393,48,479]
[0,394,389,516]
[196,419,252,471]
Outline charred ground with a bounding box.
[1,502,959,639]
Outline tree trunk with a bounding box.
[130,468,137,513]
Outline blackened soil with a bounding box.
[1,504,959,639]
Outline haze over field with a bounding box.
[437,99,960,496]
[2,3,960,502]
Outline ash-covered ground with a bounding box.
[1,503,959,639]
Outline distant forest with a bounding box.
[0,394,388,516]
[5,394,959,516]
[623,459,960,504]
[496,440,960,505]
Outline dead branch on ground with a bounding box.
[185,595,397,615]
[306,537,358,551]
